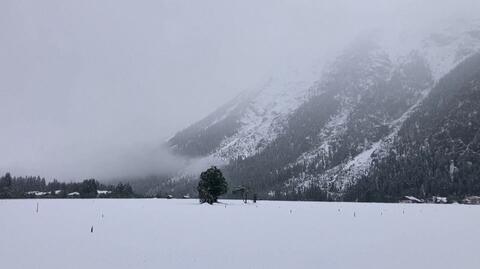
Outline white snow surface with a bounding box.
[1,199,480,269]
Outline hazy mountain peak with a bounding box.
[166,23,480,199]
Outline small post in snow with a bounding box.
[91,226,94,233]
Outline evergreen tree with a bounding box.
[198,166,228,204]
[80,179,98,198]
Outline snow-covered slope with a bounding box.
[168,65,323,160]
[166,22,480,199]
[285,24,480,196]
[379,23,480,81]
[214,67,322,160]
[347,52,480,202]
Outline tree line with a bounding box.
[0,173,136,199]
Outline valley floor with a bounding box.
[0,199,479,269]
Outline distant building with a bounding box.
[67,192,80,197]
[182,194,190,199]
[54,190,63,195]
[432,196,448,204]
[26,191,49,197]
[97,190,112,195]
[97,190,112,198]
[166,195,173,199]
[399,196,424,203]
[463,196,480,205]
[97,190,112,197]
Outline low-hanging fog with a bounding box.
[1,0,479,181]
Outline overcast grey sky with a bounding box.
[1,0,479,181]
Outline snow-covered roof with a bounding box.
[97,190,112,195]
[404,196,423,203]
[67,192,80,196]
[26,191,49,196]
[433,196,447,203]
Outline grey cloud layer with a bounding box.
[1,0,479,180]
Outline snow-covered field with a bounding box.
[1,199,479,269]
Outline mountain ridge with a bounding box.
[161,25,480,200]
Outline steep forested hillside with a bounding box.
[347,53,480,202]
[158,26,480,201]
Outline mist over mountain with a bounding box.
[161,21,480,200]
[2,1,480,197]
[4,3,480,269]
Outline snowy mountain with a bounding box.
[165,23,480,200]
[347,53,480,202]
[168,65,322,160]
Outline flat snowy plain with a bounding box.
[1,199,479,269]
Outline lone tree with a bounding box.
[198,166,228,204]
